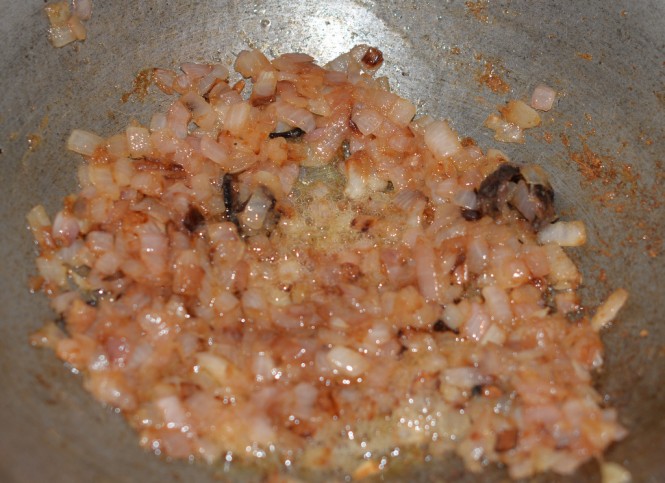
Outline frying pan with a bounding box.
[1,1,663,481]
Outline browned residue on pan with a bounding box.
[121,68,154,103]
[476,56,510,93]
[558,126,663,258]
[465,0,489,22]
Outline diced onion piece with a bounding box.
[126,126,152,158]
[538,221,587,247]
[351,107,384,136]
[481,285,512,323]
[181,92,217,130]
[72,0,92,20]
[234,49,271,79]
[501,100,541,129]
[481,323,506,346]
[415,237,439,302]
[601,462,632,483]
[195,352,231,384]
[181,62,212,80]
[424,120,462,159]
[67,129,103,156]
[463,303,491,341]
[274,102,316,133]
[199,136,228,165]
[27,205,51,231]
[531,84,556,111]
[544,244,581,290]
[223,101,251,135]
[443,367,488,388]
[387,98,417,127]
[106,133,130,157]
[36,257,67,286]
[484,114,524,143]
[166,101,191,139]
[154,69,177,95]
[326,346,368,377]
[52,211,80,246]
[67,14,87,41]
[453,189,478,210]
[253,70,277,98]
[156,396,188,429]
[442,303,466,331]
[591,288,629,331]
[44,1,70,27]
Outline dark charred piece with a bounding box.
[476,163,556,230]
[432,319,459,334]
[471,384,484,397]
[361,47,384,69]
[222,173,240,227]
[460,208,481,221]
[183,205,205,233]
[269,127,306,140]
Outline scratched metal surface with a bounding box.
[0,1,663,482]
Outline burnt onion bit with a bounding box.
[460,208,481,221]
[183,205,205,233]
[432,319,458,334]
[361,46,384,69]
[268,127,306,140]
[477,162,556,230]
[222,173,241,227]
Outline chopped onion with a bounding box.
[196,352,231,384]
[531,84,556,111]
[600,462,632,483]
[36,257,67,286]
[223,101,251,135]
[484,114,524,143]
[481,285,512,323]
[234,49,271,79]
[501,100,541,129]
[67,15,87,41]
[27,204,51,232]
[199,136,228,165]
[156,395,188,429]
[544,244,581,290]
[126,126,152,158]
[52,211,80,246]
[591,288,629,331]
[274,101,316,133]
[463,302,491,341]
[538,221,587,247]
[44,1,70,26]
[326,346,368,377]
[181,62,212,80]
[424,120,462,159]
[181,91,217,130]
[154,69,177,95]
[351,107,384,136]
[388,97,417,127]
[453,189,478,210]
[67,129,103,156]
[443,367,488,388]
[166,101,191,139]
[253,70,277,98]
[415,237,440,302]
[72,0,93,21]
